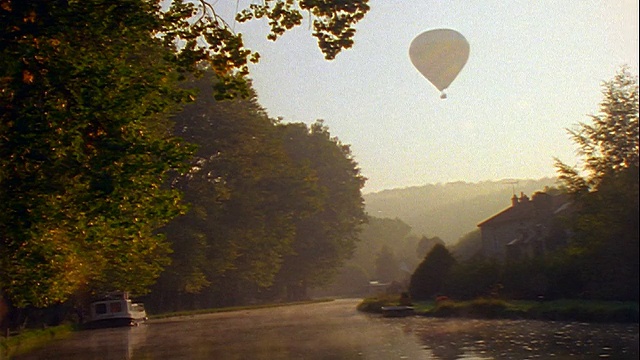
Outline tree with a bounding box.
[450,229,482,262]
[348,216,413,278]
[0,0,370,310]
[416,235,445,259]
[235,0,370,60]
[555,66,638,192]
[555,67,639,300]
[273,121,367,300]
[374,245,399,283]
[163,0,370,98]
[150,75,321,310]
[409,244,456,300]
[0,0,194,308]
[445,259,501,300]
[313,264,370,297]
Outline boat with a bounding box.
[85,292,148,328]
[380,305,415,317]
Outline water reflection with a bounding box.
[16,325,148,360]
[14,300,639,360]
[405,317,639,360]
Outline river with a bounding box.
[14,299,639,359]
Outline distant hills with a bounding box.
[363,177,558,245]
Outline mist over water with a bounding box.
[15,299,638,359]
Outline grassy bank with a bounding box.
[0,324,75,359]
[358,294,639,323]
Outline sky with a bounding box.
[217,0,639,194]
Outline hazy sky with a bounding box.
[218,0,639,193]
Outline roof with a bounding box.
[477,193,570,228]
[477,201,536,227]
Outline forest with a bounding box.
[1,0,369,331]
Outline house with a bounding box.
[477,191,571,261]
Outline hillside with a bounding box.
[363,178,558,244]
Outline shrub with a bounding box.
[409,244,456,300]
[356,294,405,313]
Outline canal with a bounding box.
[14,299,639,359]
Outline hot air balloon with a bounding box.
[409,29,469,99]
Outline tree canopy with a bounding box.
[272,121,367,300]
[555,66,639,193]
[1,0,194,307]
[409,243,456,300]
[555,67,639,301]
[150,75,322,310]
[0,0,370,310]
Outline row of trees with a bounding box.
[1,0,370,328]
[148,75,366,312]
[410,68,639,302]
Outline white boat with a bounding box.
[86,292,148,328]
[380,305,415,317]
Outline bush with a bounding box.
[528,300,639,323]
[423,298,639,323]
[428,298,513,319]
[409,244,456,300]
[356,294,406,313]
[465,298,512,318]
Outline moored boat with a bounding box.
[85,292,147,329]
[380,305,415,317]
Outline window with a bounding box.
[110,301,122,313]
[94,303,107,315]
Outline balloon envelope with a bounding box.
[409,29,469,94]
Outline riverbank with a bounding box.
[0,324,75,359]
[148,298,333,319]
[357,294,639,323]
[0,298,332,358]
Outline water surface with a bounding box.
[14,299,639,359]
